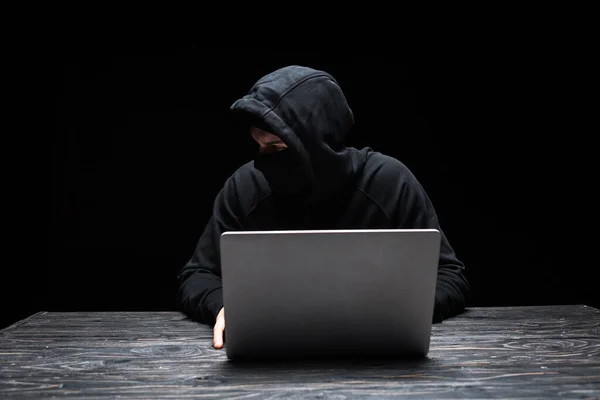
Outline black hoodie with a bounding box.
[176,65,470,325]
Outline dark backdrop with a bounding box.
[2,47,596,329]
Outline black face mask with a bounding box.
[254,149,311,196]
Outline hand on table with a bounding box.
[213,307,225,349]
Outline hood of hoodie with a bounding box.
[230,65,368,204]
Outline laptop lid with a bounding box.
[220,229,441,360]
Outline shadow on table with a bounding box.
[189,357,442,390]
[219,354,439,374]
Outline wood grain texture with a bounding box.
[1,305,599,399]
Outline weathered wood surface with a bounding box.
[1,305,599,399]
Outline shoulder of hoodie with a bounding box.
[215,159,271,218]
[357,150,427,213]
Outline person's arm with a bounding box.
[394,166,470,323]
[176,179,242,325]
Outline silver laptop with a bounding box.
[220,229,441,361]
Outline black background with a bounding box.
[2,46,596,329]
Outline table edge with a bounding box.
[1,305,596,334]
[0,311,47,334]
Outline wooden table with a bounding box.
[1,305,599,399]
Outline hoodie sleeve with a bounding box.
[392,163,470,323]
[176,178,242,325]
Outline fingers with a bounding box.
[213,308,225,349]
[213,325,224,349]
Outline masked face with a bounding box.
[254,148,311,195]
[251,126,311,196]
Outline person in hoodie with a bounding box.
[176,65,470,349]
